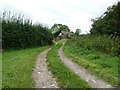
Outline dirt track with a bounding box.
[32,48,58,88]
[58,46,113,88]
[32,44,114,88]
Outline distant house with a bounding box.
[55,30,70,41]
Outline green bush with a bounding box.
[2,11,53,50]
[67,35,120,56]
[90,2,120,36]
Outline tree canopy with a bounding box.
[75,29,81,36]
[90,1,120,37]
[51,23,70,37]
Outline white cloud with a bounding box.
[0,0,118,34]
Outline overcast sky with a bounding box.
[0,0,119,34]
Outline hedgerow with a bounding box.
[2,11,53,49]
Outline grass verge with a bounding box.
[2,46,49,88]
[47,43,91,88]
[63,40,118,87]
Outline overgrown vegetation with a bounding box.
[2,11,53,50]
[51,23,70,38]
[1,1,120,88]
[69,35,120,56]
[90,1,120,36]
[2,46,49,88]
[47,41,91,88]
[63,2,120,87]
[63,35,119,86]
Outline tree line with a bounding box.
[90,1,120,37]
[76,1,120,56]
[2,11,53,50]
[67,1,120,56]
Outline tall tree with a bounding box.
[75,29,81,36]
[90,1,120,37]
[51,23,70,37]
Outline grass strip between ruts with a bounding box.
[47,43,91,88]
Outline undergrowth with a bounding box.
[63,36,119,87]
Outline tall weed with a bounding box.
[68,35,120,56]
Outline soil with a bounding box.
[58,46,114,88]
[32,43,114,88]
[32,48,58,88]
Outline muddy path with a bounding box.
[32,48,58,88]
[58,46,113,88]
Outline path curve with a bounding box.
[32,48,58,88]
[58,46,113,88]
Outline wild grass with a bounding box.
[63,36,119,87]
[47,42,91,88]
[68,35,120,56]
[2,46,49,88]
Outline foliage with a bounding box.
[67,35,120,56]
[51,23,70,38]
[1,11,53,50]
[2,46,49,88]
[75,28,81,36]
[90,1,120,36]
[53,29,61,38]
[47,42,91,88]
[63,36,119,86]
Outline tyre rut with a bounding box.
[58,46,113,88]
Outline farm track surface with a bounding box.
[33,44,114,88]
[32,48,58,88]
[58,45,114,88]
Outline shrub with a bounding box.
[67,35,120,56]
[1,11,53,50]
